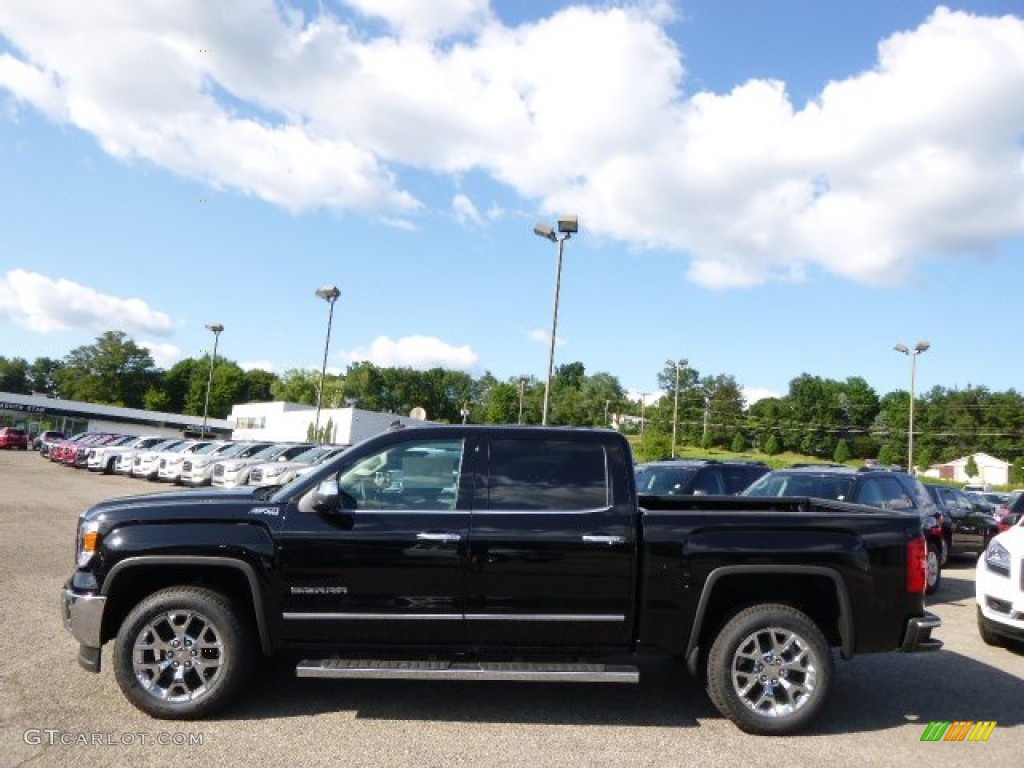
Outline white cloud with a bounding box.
[0,4,1021,286]
[452,193,483,226]
[528,329,567,347]
[139,341,184,369]
[239,359,277,372]
[345,335,479,371]
[0,269,175,335]
[742,386,780,406]
[627,390,662,406]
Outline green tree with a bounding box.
[29,357,63,395]
[730,433,746,453]
[833,439,851,464]
[0,356,30,393]
[241,369,278,403]
[55,331,157,407]
[965,455,979,480]
[143,386,171,412]
[272,369,319,405]
[764,434,781,456]
[878,444,897,466]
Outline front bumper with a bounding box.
[976,553,1024,639]
[901,612,943,652]
[60,587,107,672]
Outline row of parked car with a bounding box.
[36,430,348,489]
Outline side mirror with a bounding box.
[312,480,340,512]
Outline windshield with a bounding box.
[744,473,855,501]
[635,465,698,494]
[289,445,332,464]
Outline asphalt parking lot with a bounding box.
[1,449,1021,767]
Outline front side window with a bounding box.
[487,438,608,511]
[336,438,464,511]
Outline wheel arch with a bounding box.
[684,565,852,676]
[100,556,273,655]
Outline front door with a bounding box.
[277,436,470,647]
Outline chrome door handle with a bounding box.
[416,532,462,543]
[582,535,626,546]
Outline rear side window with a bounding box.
[722,466,768,494]
[487,438,608,511]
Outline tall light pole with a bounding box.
[639,392,650,437]
[667,358,688,458]
[893,341,930,471]
[517,376,529,424]
[202,323,224,435]
[314,285,341,443]
[533,215,578,426]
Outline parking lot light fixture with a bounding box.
[202,323,224,435]
[893,341,930,471]
[667,358,688,458]
[314,285,341,443]
[533,215,578,426]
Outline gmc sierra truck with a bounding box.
[61,425,941,735]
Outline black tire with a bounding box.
[976,606,1004,648]
[113,586,253,719]
[706,604,834,735]
[925,542,942,595]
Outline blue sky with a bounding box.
[1,0,1022,406]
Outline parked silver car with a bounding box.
[247,444,348,487]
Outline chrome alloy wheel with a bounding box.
[132,609,225,702]
[729,626,819,718]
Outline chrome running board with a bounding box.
[295,658,639,684]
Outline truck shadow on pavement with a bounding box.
[224,645,1024,734]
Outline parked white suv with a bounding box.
[211,443,314,488]
[84,435,141,473]
[181,442,271,487]
[157,440,226,483]
[109,436,179,475]
[130,439,188,479]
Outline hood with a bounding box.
[80,486,280,528]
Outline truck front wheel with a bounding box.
[706,603,834,735]
[113,586,253,719]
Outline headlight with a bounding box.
[223,462,243,471]
[76,520,102,568]
[192,459,210,468]
[167,456,185,465]
[264,465,286,477]
[985,539,1011,576]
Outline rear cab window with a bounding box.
[486,438,608,511]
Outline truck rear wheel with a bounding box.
[706,603,833,735]
[113,586,253,719]
[925,542,942,595]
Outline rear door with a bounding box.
[464,434,636,649]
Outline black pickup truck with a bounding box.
[61,425,941,735]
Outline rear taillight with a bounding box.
[907,536,927,594]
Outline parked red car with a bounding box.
[0,427,30,450]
